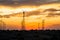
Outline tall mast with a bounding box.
[38,22,40,30]
[21,11,25,30]
[42,19,45,30]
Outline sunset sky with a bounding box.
[0,0,60,30]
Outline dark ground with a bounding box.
[0,30,60,40]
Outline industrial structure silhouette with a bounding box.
[0,20,6,30]
[21,11,25,30]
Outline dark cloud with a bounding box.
[0,0,59,6]
[46,13,60,17]
[0,0,60,17]
[0,10,40,18]
[44,8,57,12]
[0,15,10,18]
[25,11,40,16]
[43,8,60,17]
[9,11,40,17]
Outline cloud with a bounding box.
[44,8,57,12]
[47,11,60,17]
[25,11,40,16]
[0,15,10,18]
[11,11,40,17]
[12,0,20,1]
[0,10,40,18]
[0,0,59,6]
[43,8,60,17]
[46,0,58,2]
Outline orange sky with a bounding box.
[0,3,60,30]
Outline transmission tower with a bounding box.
[38,22,40,30]
[0,20,6,30]
[21,11,25,30]
[42,19,45,30]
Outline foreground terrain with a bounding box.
[0,30,60,40]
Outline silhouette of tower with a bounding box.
[38,23,40,30]
[0,15,6,30]
[42,19,45,30]
[0,20,6,30]
[0,15,9,30]
[21,11,25,30]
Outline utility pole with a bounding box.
[21,11,25,30]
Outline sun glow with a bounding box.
[0,6,14,15]
[0,3,60,16]
[0,6,39,15]
[14,7,39,13]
